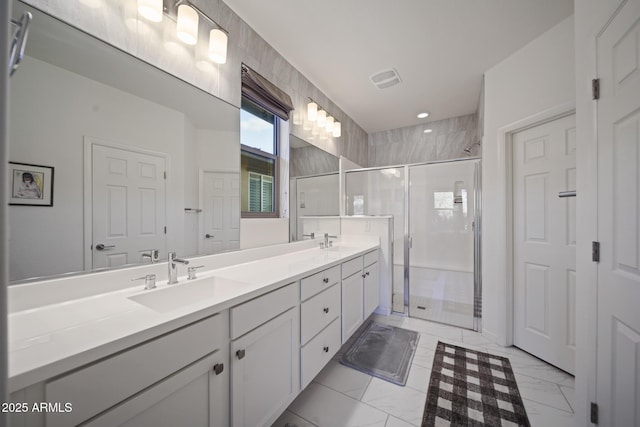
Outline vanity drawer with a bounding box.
[300,265,340,301]
[45,313,226,427]
[301,284,340,345]
[230,282,297,339]
[300,318,341,390]
[341,256,363,279]
[364,249,379,267]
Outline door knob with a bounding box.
[205,234,214,239]
[95,243,115,251]
[323,346,329,353]
[323,307,330,314]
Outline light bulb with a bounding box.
[332,121,341,138]
[325,116,334,132]
[208,29,227,64]
[317,109,326,127]
[307,102,318,121]
[176,5,198,45]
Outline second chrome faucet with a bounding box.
[168,252,189,284]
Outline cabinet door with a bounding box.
[84,351,228,427]
[231,307,300,427]
[342,271,364,343]
[364,262,380,318]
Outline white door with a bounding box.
[596,1,640,424]
[92,144,166,269]
[200,171,240,254]
[513,114,576,374]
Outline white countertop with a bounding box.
[8,239,379,392]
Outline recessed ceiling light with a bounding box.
[417,112,429,119]
[424,129,433,133]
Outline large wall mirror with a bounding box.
[8,2,240,282]
[289,134,339,241]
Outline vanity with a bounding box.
[8,237,380,427]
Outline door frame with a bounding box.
[83,136,169,270]
[498,101,575,347]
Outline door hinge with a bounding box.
[592,78,600,100]
[592,241,600,263]
[164,226,167,234]
[163,171,166,179]
[590,402,598,424]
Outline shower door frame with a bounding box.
[344,157,482,332]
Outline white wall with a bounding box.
[240,218,289,248]
[481,16,575,344]
[9,57,189,281]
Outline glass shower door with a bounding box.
[408,160,479,329]
[345,167,406,313]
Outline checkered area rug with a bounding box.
[422,341,530,426]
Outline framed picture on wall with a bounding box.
[8,162,54,207]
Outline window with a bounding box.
[241,98,279,217]
[240,64,294,218]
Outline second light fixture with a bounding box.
[307,100,341,137]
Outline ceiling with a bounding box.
[223,0,574,134]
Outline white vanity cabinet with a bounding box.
[341,257,365,342]
[363,249,380,318]
[229,283,300,427]
[300,266,342,389]
[44,313,229,427]
[341,249,380,343]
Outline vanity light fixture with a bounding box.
[176,4,198,45]
[307,98,341,138]
[417,112,429,119]
[137,0,229,65]
[137,0,163,22]
[424,128,433,133]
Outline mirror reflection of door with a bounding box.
[200,171,240,254]
[91,143,167,269]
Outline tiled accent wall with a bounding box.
[20,0,368,166]
[290,145,339,177]
[368,114,479,167]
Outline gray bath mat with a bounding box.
[339,321,419,385]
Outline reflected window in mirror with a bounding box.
[241,98,279,217]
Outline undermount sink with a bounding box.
[129,276,249,313]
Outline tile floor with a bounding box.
[273,314,575,427]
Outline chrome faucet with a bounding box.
[167,252,189,284]
[323,233,337,248]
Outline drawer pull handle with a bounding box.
[323,277,329,283]
[323,346,329,353]
[213,363,224,375]
[323,307,330,314]
[236,349,246,360]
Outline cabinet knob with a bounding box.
[323,346,329,353]
[323,307,329,314]
[366,271,370,276]
[213,363,224,375]
[323,277,329,283]
[236,349,246,360]
[362,274,366,278]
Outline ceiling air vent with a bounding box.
[369,68,401,89]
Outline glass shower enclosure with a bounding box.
[345,159,481,330]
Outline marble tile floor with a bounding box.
[273,314,575,427]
